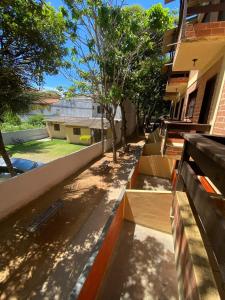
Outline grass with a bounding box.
[1,122,44,132]
[6,139,86,163]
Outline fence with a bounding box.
[2,128,48,145]
[0,139,111,220]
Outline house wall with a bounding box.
[212,82,225,135]
[66,126,91,145]
[182,57,223,123]
[211,54,225,135]
[46,122,66,139]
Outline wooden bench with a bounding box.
[27,200,64,233]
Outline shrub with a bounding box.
[79,135,91,142]
[3,112,21,125]
[1,122,36,132]
[27,114,45,126]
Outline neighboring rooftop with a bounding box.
[32,90,61,105]
[45,117,111,130]
[34,98,60,105]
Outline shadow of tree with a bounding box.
[97,221,178,300]
[0,185,109,299]
[0,140,143,299]
[89,144,142,189]
[134,174,172,191]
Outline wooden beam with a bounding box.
[180,161,225,277]
[182,134,225,195]
[125,190,173,233]
[165,121,211,132]
[187,3,225,15]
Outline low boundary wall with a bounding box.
[2,128,48,145]
[0,140,111,220]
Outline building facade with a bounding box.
[163,0,225,136]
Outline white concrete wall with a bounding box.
[0,140,110,220]
[2,128,48,145]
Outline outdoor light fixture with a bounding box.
[192,58,198,67]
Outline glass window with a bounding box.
[54,124,60,131]
[186,90,198,118]
[97,106,101,114]
[73,128,81,135]
[174,102,179,119]
[218,0,225,21]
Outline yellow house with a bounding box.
[46,117,111,145]
[46,118,67,140]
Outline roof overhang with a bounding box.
[173,22,225,71]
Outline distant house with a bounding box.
[46,117,117,145]
[25,96,123,119]
[33,98,59,106]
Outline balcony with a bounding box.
[165,71,189,95]
[70,134,225,299]
[165,0,225,71]
[160,120,211,156]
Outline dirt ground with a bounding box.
[0,139,144,300]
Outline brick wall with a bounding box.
[212,82,225,135]
[182,58,222,123]
[168,77,188,84]
[184,21,225,40]
[165,145,183,157]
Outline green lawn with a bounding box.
[6,139,86,163]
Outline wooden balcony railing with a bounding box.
[175,134,225,296]
[178,0,225,41]
[160,120,211,155]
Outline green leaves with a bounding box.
[63,0,175,120]
[0,0,66,119]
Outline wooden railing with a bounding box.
[160,120,211,155]
[176,133,225,295]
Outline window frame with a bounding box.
[53,123,60,131]
[186,89,198,119]
[73,127,81,135]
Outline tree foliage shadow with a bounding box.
[97,221,178,300]
[0,185,109,299]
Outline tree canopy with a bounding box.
[0,0,66,175]
[62,1,175,158]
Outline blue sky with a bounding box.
[44,0,179,91]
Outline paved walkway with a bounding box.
[0,139,143,300]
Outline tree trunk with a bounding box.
[0,129,16,177]
[120,101,127,149]
[136,103,140,136]
[110,119,117,163]
[101,105,105,155]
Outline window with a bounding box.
[178,98,184,120]
[97,106,101,114]
[186,90,198,118]
[218,0,225,21]
[54,124,60,131]
[73,128,81,135]
[174,102,179,119]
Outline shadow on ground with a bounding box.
[0,141,142,299]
